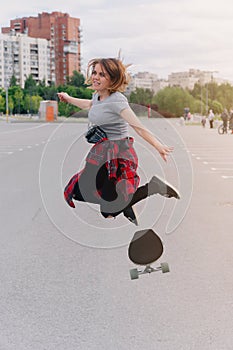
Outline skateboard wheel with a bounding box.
[130,268,139,280]
[161,262,170,273]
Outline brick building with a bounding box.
[2,11,81,85]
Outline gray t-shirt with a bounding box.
[88,91,130,140]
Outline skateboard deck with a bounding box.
[128,229,170,280]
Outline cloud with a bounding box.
[1,0,233,80]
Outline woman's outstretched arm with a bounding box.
[121,107,173,162]
[57,92,92,110]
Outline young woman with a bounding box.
[58,58,180,225]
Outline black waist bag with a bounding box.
[85,125,107,143]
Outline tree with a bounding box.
[12,86,24,114]
[129,88,154,105]
[68,71,85,87]
[24,75,37,95]
[0,95,5,113]
[8,96,14,115]
[56,84,93,117]
[9,75,18,87]
[209,100,223,114]
[216,83,233,110]
[39,85,58,101]
[31,95,42,113]
[153,87,198,117]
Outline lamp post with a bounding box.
[206,70,218,115]
[6,86,9,123]
[206,84,208,115]
[200,83,203,115]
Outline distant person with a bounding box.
[229,109,233,134]
[184,107,190,120]
[208,109,214,129]
[221,109,229,133]
[201,116,206,128]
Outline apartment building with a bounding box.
[126,71,159,95]
[2,11,81,85]
[152,79,169,94]
[0,32,49,88]
[168,69,215,90]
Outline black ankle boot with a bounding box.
[148,175,180,199]
[123,206,139,226]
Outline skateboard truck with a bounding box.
[128,229,170,280]
[130,262,170,280]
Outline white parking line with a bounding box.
[211,167,233,171]
[0,123,49,135]
[203,162,233,164]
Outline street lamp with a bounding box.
[6,86,9,123]
[206,70,218,115]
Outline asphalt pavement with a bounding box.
[0,118,232,350]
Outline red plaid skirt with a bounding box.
[64,137,140,208]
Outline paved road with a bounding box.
[0,119,232,350]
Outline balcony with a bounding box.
[63,41,78,54]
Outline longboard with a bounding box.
[128,229,170,280]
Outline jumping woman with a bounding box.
[58,57,180,225]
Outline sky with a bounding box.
[1,0,233,81]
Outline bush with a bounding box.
[157,110,176,118]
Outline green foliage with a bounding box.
[130,81,233,117]
[209,100,223,114]
[0,70,93,116]
[11,86,24,114]
[9,75,18,87]
[153,87,197,117]
[8,96,14,114]
[67,71,85,87]
[0,95,5,112]
[2,70,233,118]
[191,82,233,113]
[129,88,154,105]
[216,83,233,110]
[24,74,37,94]
[38,85,58,101]
[56,85,93,116]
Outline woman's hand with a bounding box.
[57,92,92,110]
[157,144,174,162]
[57,92,70,103]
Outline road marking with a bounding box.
[0,123,49,135]
[211,167,233,171]
[222,175,233,179]
[203,162,233,164]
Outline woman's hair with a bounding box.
[85,58,131,93]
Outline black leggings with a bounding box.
[73,163,149,217]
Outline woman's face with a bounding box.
[91,63,111,93]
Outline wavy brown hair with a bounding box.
[85,58,130,93]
